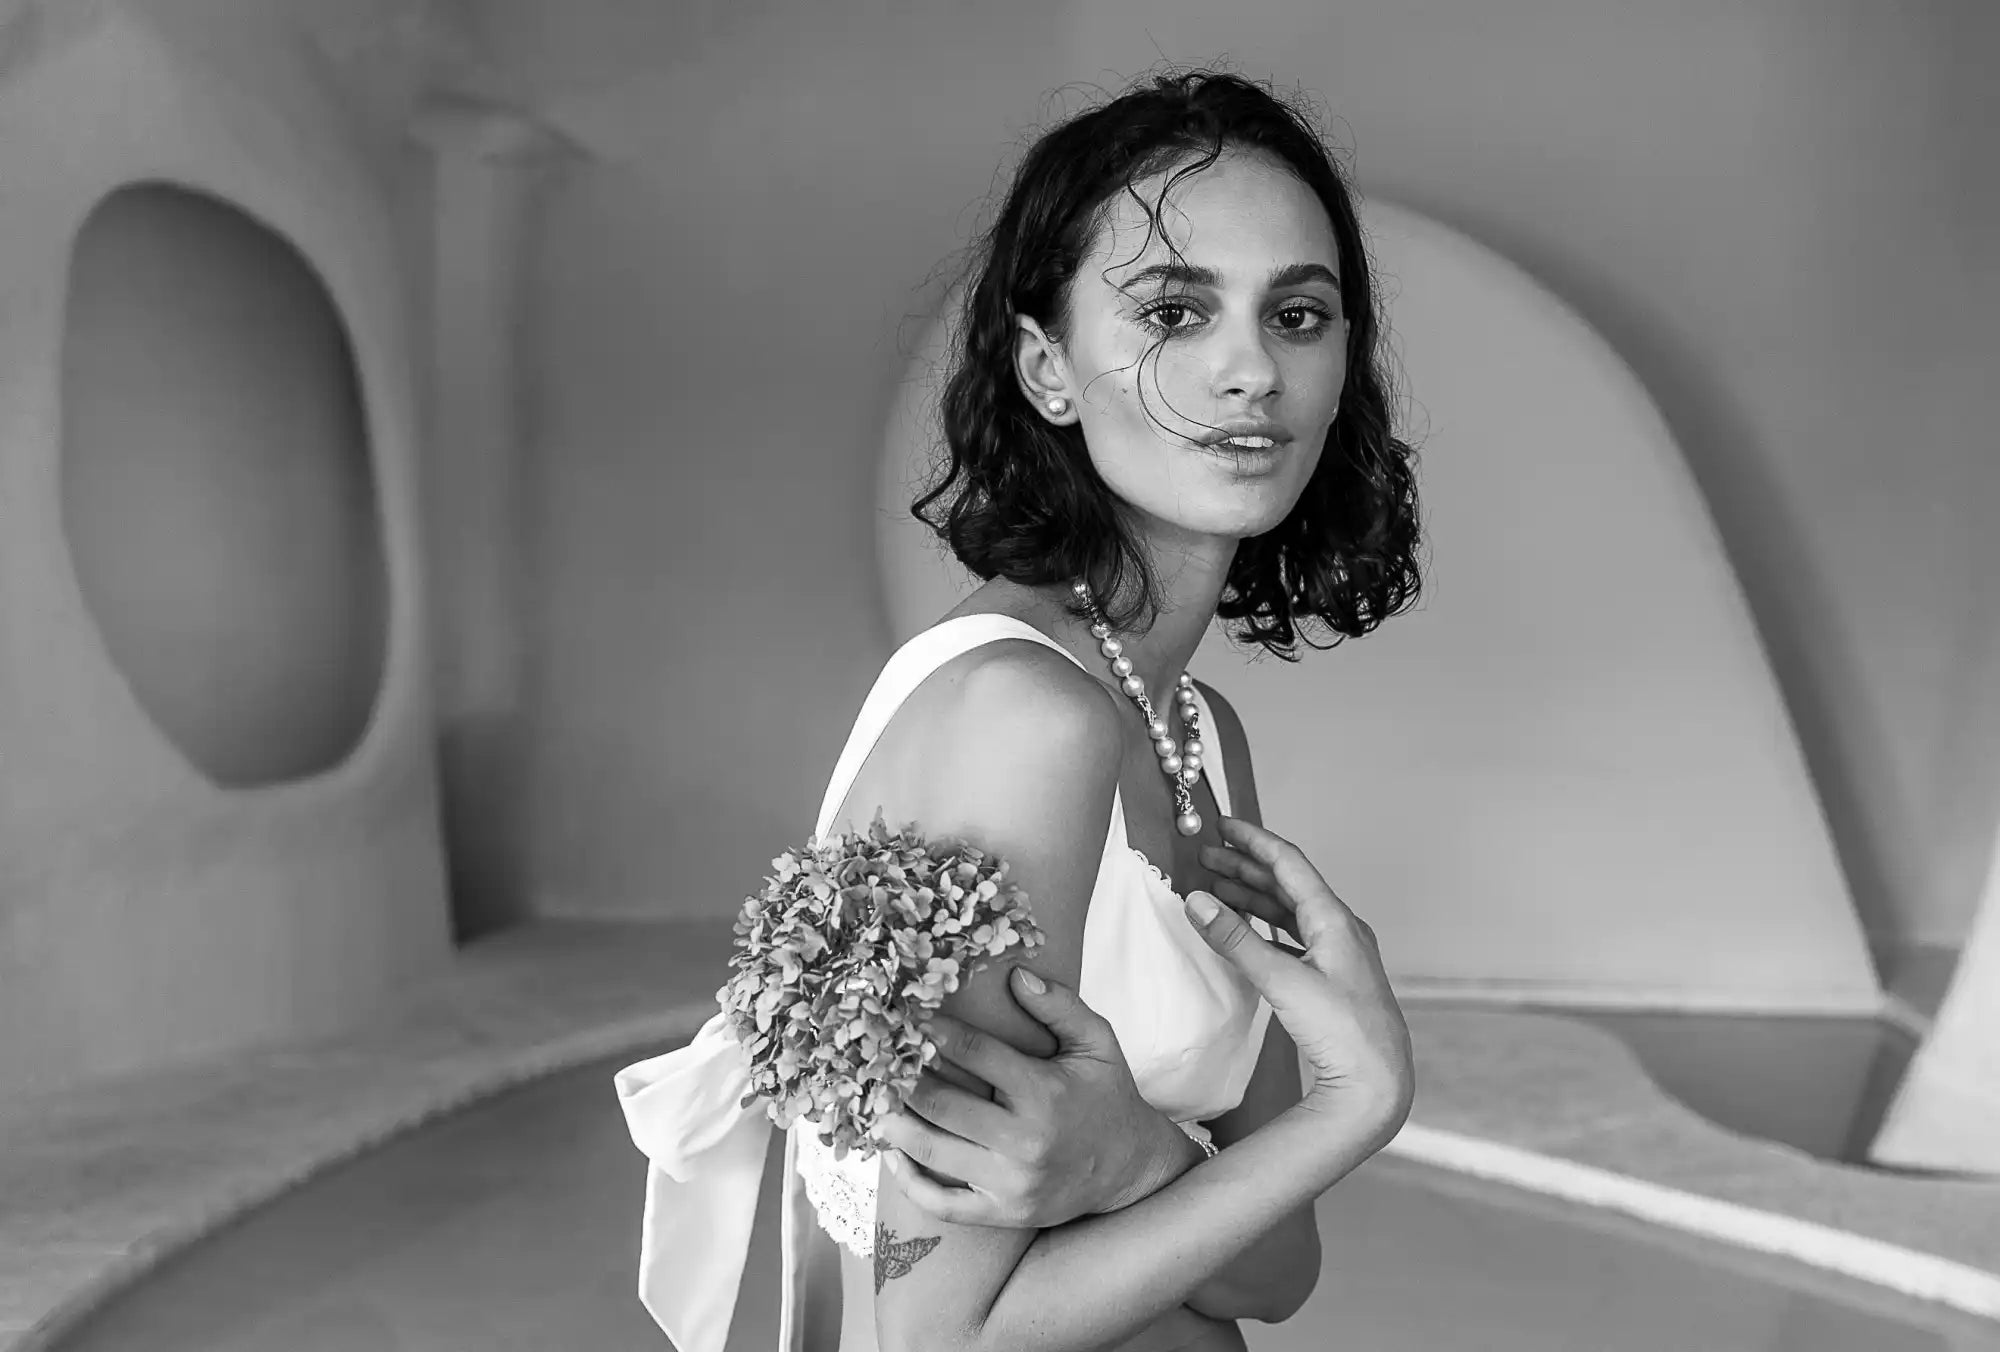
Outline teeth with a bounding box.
[1221,435,1275,448]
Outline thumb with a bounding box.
[1008,965,1114,1053]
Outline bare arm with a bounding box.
[1180,681,1321,1323]
[869,653,1385,1352]
[864,646,1112,1347]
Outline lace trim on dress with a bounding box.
[1129,846,1180,897]
[795,1126,878,1256]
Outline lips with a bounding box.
[1197,420,1294,449]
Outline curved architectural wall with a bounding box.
[879,199,1880,1015]
[0,6,449,1096]
[1872,842,2000,1171]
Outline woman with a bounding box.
[618,67,1421,1352]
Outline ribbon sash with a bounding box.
[616,1011,839,1351]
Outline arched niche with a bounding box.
[59,181,388,788]
[875,197,1879,1015]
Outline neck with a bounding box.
[1009,542,1236,707]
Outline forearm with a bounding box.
[968,1098,1390,1352]
[1121,1117,1318,1324]
[1183,1204,1317,1324]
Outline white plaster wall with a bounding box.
[877,194,1880,1013]
[498,1,2000,974]
[0,5,450,1094]
[1872,836,2000,1170]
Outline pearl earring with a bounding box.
[1046,397,1069,416]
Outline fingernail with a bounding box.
[1013,966,1046,994]
[1185,891,1220,924]
[882,1149,902,1172]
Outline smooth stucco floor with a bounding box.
[3,919,1999,1351]
[40,1054,1999,1352]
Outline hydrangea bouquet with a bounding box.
[717,810,1045,1160]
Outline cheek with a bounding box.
[1142,347,1216,400]
[1102,348,1216,439]
[1120,341,1347,420]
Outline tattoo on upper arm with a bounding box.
[873,1222,942,1292]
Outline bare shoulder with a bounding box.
[918,640,1127,931]
[953,638,1127,749]
[1190,677,1262,825]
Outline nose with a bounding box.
[1209,310,1283,403]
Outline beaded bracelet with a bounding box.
[1181,1123,1220,1160]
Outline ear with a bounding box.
[1014,315,1074,422]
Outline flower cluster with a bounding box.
[717,810,1044,1160]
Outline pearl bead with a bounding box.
[1074,576,1208,844]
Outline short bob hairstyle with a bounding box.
[912,67,1424,661]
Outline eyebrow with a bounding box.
[1113,260,1341,294]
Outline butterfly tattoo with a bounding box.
[873,1222,943,1292]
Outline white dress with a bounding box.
[615,614,1274,1352]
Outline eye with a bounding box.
[1135,297,1342,343]
[1134,298,1205,335]
[1273,303,1338,339]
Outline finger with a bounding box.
[873,1110,995,1190]
[904,1068,1018,1147]
[1206,876,1301,942]
[1214,817,1358,950]
[921,1036,995,1100]
[1202,834,1313,936]
[1214,816,1347,909]
[1198,841,1280,895]
[880,1150,1008,1228]
[1006,965,1120,1059]
[926,1011,1037,1099]
[1181,891,1328,1017]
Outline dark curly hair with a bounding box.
[911,66,1424,661]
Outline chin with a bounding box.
[1187,504,1297,541]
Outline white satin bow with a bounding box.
[614,1010,820,1351]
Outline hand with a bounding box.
[1189,815,1415,1136]
[871,965,1188,1229]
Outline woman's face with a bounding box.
[1023,147,1349,551]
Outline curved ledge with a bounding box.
[0,922,730,1352]
[1387,1125,2000,1319]
[2,922,1995,1351]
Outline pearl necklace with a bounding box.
[1070,579,1205,837]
